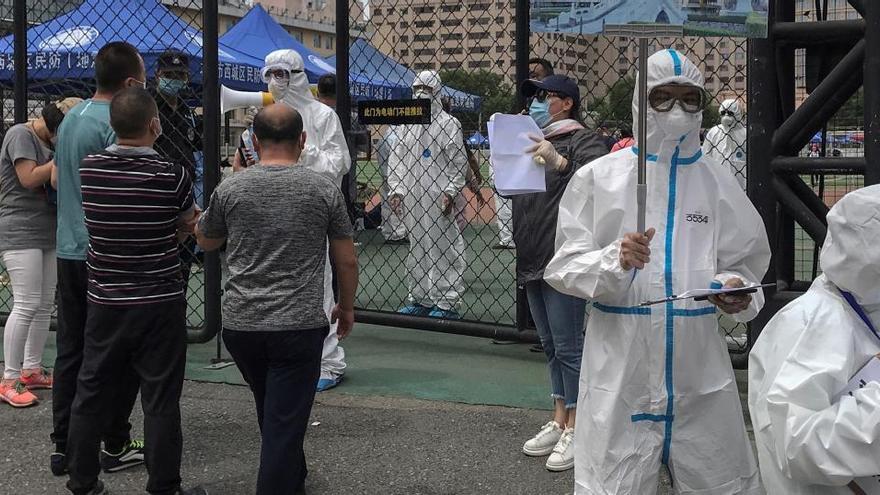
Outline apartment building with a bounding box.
[164,0,338,56]
[370,0,596,91]
[370,0,747,105]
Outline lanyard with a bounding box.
[839,289,880,344]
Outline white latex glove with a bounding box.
[525,134,568,171]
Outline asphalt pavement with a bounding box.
[2,383,584,494]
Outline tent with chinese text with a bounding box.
[0,0,265,92]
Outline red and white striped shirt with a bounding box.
[81,144,194,306]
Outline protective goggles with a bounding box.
[648,84,707,113]
[260,66,303,84]
[533,89,565,103]
[719,109,736,117]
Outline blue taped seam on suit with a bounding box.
[710,280,723,289]
[631,413,671,423]
[677,150,702,165]
[631,146,659,161]
[671,307,717,317]
[668,49,682,76]
[592,303,652,315]
[660,146,681,465]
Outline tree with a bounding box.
[831,88,863,130]
[439,69,516,135]
[588,76,635,129]
[702,100,720,129]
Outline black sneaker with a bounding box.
[50,452,68,476]
[178,486,209,495]
[100,439,145,473]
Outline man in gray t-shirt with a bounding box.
[199,163,353,331]
[195,104,358,495]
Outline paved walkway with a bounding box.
[1,324,757,494]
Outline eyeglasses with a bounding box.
[534,89,563,103]
[648,84,707,113]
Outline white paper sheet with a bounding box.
[488,114,546,196]
[835,356,880,495]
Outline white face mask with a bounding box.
[653,107,701,142]
[414,89,432,100]
[721,115,736,128]
[268,77,289,101]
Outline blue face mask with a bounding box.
[158,77,186,96]
[529,98,551,128]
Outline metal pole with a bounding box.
[864,0,880,185]
[336,0,356,222]
[13,0,27,124]
[336,0,351,137]
[748,7,781,341]
[356,310,539,344]
[636,38,648,234]
[514,0,529,111]
[189,0,221,344]
[513,0,531,334]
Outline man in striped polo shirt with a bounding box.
[65,88,205,495]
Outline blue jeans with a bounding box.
[525,280,587,409]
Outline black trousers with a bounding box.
[67,300,187,495]
[52,259,138,453]
[223,326,328,495]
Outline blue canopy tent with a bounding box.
[219,4,341,85]
[0,0,265,92]
[467,131,488,148]
[328,37,481,112]
[219,4,393,100]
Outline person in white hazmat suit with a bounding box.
[377,125,407,243]
[702,98,747,189]
[543,49,770,494]
[388,70,467,319]
[263,49,351,391]
[491,166,515,249]
[748,184,880,495]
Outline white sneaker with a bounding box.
[546,427,575,472]
[522,421,563,457]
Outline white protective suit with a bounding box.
[702,98,747,189]
[749,184,880,495]
[377,126,406,241]
[490,169,514,247]
[544,49,770,494]
[264,49,351,380]
[388,71,467,311]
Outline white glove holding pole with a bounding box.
[525,134,568,171]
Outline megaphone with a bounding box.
[220,85,274,114]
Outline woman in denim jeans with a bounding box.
[512,75,607,472]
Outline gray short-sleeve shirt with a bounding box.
[199,164,354,332]
[0,123,56,252]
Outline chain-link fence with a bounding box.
[352,0,753,354]
[0,0,214,332]
[790,1,866,287]
[1,0,864,363]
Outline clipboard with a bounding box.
[640,283,776,307]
